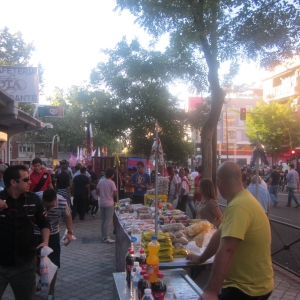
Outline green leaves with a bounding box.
[245,100,300,155]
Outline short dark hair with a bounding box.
[80,167,86,173]
[184,167,189,174]
[32,158,42,165]
[43,188,57,203]
[105,168,115,178]
[75,164,81,171]
[3,165,28,188]
[290,164,295,168]
[87,165,92,170]
[132,167,137,172]
[272,165,277,169]
[136,161,144,167]
[61,164,68,171]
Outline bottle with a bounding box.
[131,261,140,283]
[164,286,177,300]
[138,271,146,300]
[131,266,142,300]
[151,273,166,300]
[125,247,133,272]
[126,249,135,286]
[142,288,154,300]
[39,257,49,287]
[131,225,141,256]
[146,236,160,283]
[137,248,147,271]
[140,273,152,300]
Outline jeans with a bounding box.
[91,200,99,215]
[187,196,196,218]
[219,287,272,300]
[100,205,114,239]
[269,185,278,204]
[287,187,300,206]
[0,257,36,300]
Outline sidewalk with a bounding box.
[2,214,300,299]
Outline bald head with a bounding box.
[217,161,245,201]
[217,161,242,185]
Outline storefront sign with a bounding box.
[0,66,39,103]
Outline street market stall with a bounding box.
[113,268,203,300]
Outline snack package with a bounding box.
[186,220,212,237]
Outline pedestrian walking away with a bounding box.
[97,168,117,243]
[286,164,300,208]
[0,165,50,300]
[269,165,280,207]
[72,167,91,220]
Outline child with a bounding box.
[90,183,98,217]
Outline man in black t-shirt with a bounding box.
[72,167,90,220]
[56,163,71,206]
[269,165,280,207]
[87,165,98,184]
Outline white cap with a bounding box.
[144,288,152,294]
[134,262,139,266]
[167,286,175,292]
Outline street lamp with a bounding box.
[51,134,60,165]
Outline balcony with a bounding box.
[265,82,299,102]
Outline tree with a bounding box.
[0,27,45,114]
[91,38,192,162]
[245,100,300,159]
[0,26,35,66]
[115,0,300,178]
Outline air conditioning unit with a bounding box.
[293,97,300,105]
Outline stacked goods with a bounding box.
[160,223,189,258]
[136,206,153,220]
[142,231,173,262]
[157,177,169,194]
[185,220,213,248]
[144,194,168,206]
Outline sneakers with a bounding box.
[35,280,42,294]
[47,294,55,300]
[295,204,300,208]
[103,238,115,243]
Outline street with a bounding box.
[218,189,300,228]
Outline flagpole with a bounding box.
[155,122,159,236]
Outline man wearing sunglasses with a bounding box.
[0,165,50,300]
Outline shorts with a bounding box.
[35,232,61,268]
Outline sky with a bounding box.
[0,0,264,105]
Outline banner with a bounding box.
[0,66,39,103]
[39,106,64,118]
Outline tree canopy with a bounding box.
[245,100,300,157]
[91,38,195,163]
[114,0,300,178]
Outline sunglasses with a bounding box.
[14,177,30,183]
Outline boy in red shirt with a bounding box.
[29,158,53,192]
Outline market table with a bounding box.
[113,213,213,279]
[113,268,203,300]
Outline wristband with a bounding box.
[67,230,73,234]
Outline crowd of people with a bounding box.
[0,157,292,299]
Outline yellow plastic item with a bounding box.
[146,236,160,283]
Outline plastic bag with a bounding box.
[60,229,77,246]
[40,246,58,288]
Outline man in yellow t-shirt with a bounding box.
[186,161,274,300]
